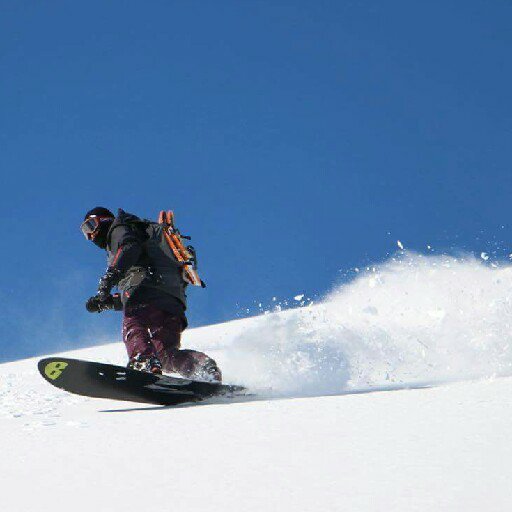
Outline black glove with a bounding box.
[86,294,112,313]
[86,293,123,313]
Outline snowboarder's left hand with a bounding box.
[86,294,112,313]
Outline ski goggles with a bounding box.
[80,215,113,240]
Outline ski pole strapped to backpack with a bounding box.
[158,210,206,288]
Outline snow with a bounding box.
[2,253,512,511]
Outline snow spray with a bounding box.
[215,253,512,396]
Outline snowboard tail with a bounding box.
[38,357,245,406]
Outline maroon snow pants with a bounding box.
[122,303,217,379]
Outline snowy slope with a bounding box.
[2,253,512,511]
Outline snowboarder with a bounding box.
[80,207,222,382]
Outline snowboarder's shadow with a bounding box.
[99,379,440,413]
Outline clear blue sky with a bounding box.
[1,1,511,362]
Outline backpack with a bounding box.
[157,210,205,288]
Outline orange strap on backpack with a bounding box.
[158,210,205,288]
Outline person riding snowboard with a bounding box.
[80,207,222,382]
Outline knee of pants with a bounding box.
[122,325,153,358]
[179,349,213,365]
[150,319,182,353]
[173,349,217,375]
[123,325,149,343]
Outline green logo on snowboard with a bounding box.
[44,361,69,380]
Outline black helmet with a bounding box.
[81,207,115,248]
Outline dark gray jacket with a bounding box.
[105,210,188,317]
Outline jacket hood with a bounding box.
[105,209,145,249]
[109,209,143,228]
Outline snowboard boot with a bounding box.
[128,354,163,375]
[194,360,222,383]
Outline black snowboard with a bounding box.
[38,357,246,406]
